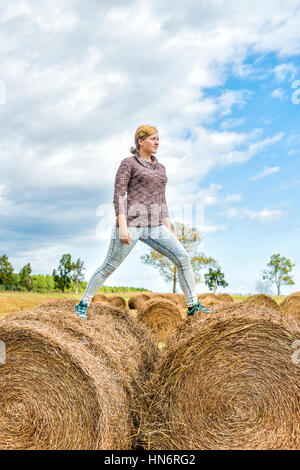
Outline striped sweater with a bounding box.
[113,151,169,227]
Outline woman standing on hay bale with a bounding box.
[75,125,210,319]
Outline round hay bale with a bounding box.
[280,292,300,306]
[147,294,167,303]
[91,293,108,303]
[106,295,127,310]
[137,299,183,342]
[196,295,216,308]
[0,315,130,449]
[177,294,186,307]
[0,301,159,449]
[198,293,217,302]
[280,295,300,323]
[128,293,151,310]
[139,304,300,450]
[216,293,234,303]
[163,293,186,307]
[31,299,158,373]
[147,292,165,297]
[202,298,225,308]
[242,294,282,314]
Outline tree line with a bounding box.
[0,254,147,294]
[140,222,296,296]
[0,222,296,295]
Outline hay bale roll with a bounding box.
[0,301,159,450]
[32,299,159,379]
[197,293,218,308]
[105,295,127,310]
[147,293,166,299]
[91,293,108,303]
[128,293,151,310]
[198,293,217,302]
[145,294,168,305]
[202,298,225,308]
[177,294,187,307]
[216,293,234,303]
[139,304,300,450]
[136,299,183,342]
[280,295,300,323]
[163,293,186,307]
[0,316,128,449]
[242,294,282,314]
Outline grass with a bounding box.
[0,291,286,318]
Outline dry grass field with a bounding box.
[0,291,285,318]
[0,290,297,450]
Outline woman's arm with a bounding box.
[113,159,132,223]
[113,159,132,244]
[161,175,175,234]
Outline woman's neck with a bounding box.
[138,149,152,162]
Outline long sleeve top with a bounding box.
[113,151,169,227]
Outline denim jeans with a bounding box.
[81,223,198,308]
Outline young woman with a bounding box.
[74,125,211,319]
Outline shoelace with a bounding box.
[186,301,211,316]
[75,300,88,318]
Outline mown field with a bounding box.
[0,291,285,318]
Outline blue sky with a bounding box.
[0,0,299,295]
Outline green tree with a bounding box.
[31,274,48,292]
[12,273,21,291]
[45,274,55,292]
[52,254,73,292]
[140,221,215,293]
[71,258,85,293]
[20,263,32,291]
[204,263,228,294]
[262,253,295,295]
[0,254,14,289]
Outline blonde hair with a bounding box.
[129,125,158,154]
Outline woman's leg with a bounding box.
[139,224,198,308]
[80,223,141,305]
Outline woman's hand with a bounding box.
[119,225,131,245]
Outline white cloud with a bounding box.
[218,206,287,223]
[274,62,297,82]
[250,166,281,181]
[224,193,243,202]
[195,224,228,234]
[279,179,300,190]
[220,118,246,129]
[1,0,78,32]
[271,88,286,100]
[0,0,299,292]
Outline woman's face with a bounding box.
[139,132,159,154]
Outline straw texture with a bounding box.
[128,293,151,310]
[280,293,300,322]
[139,303,300,450]
[137,299,183,342]
[242,294,282,313]
[0,299,159,449]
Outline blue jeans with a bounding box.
[81,223,198,307]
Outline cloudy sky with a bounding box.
[0,0,299,295]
